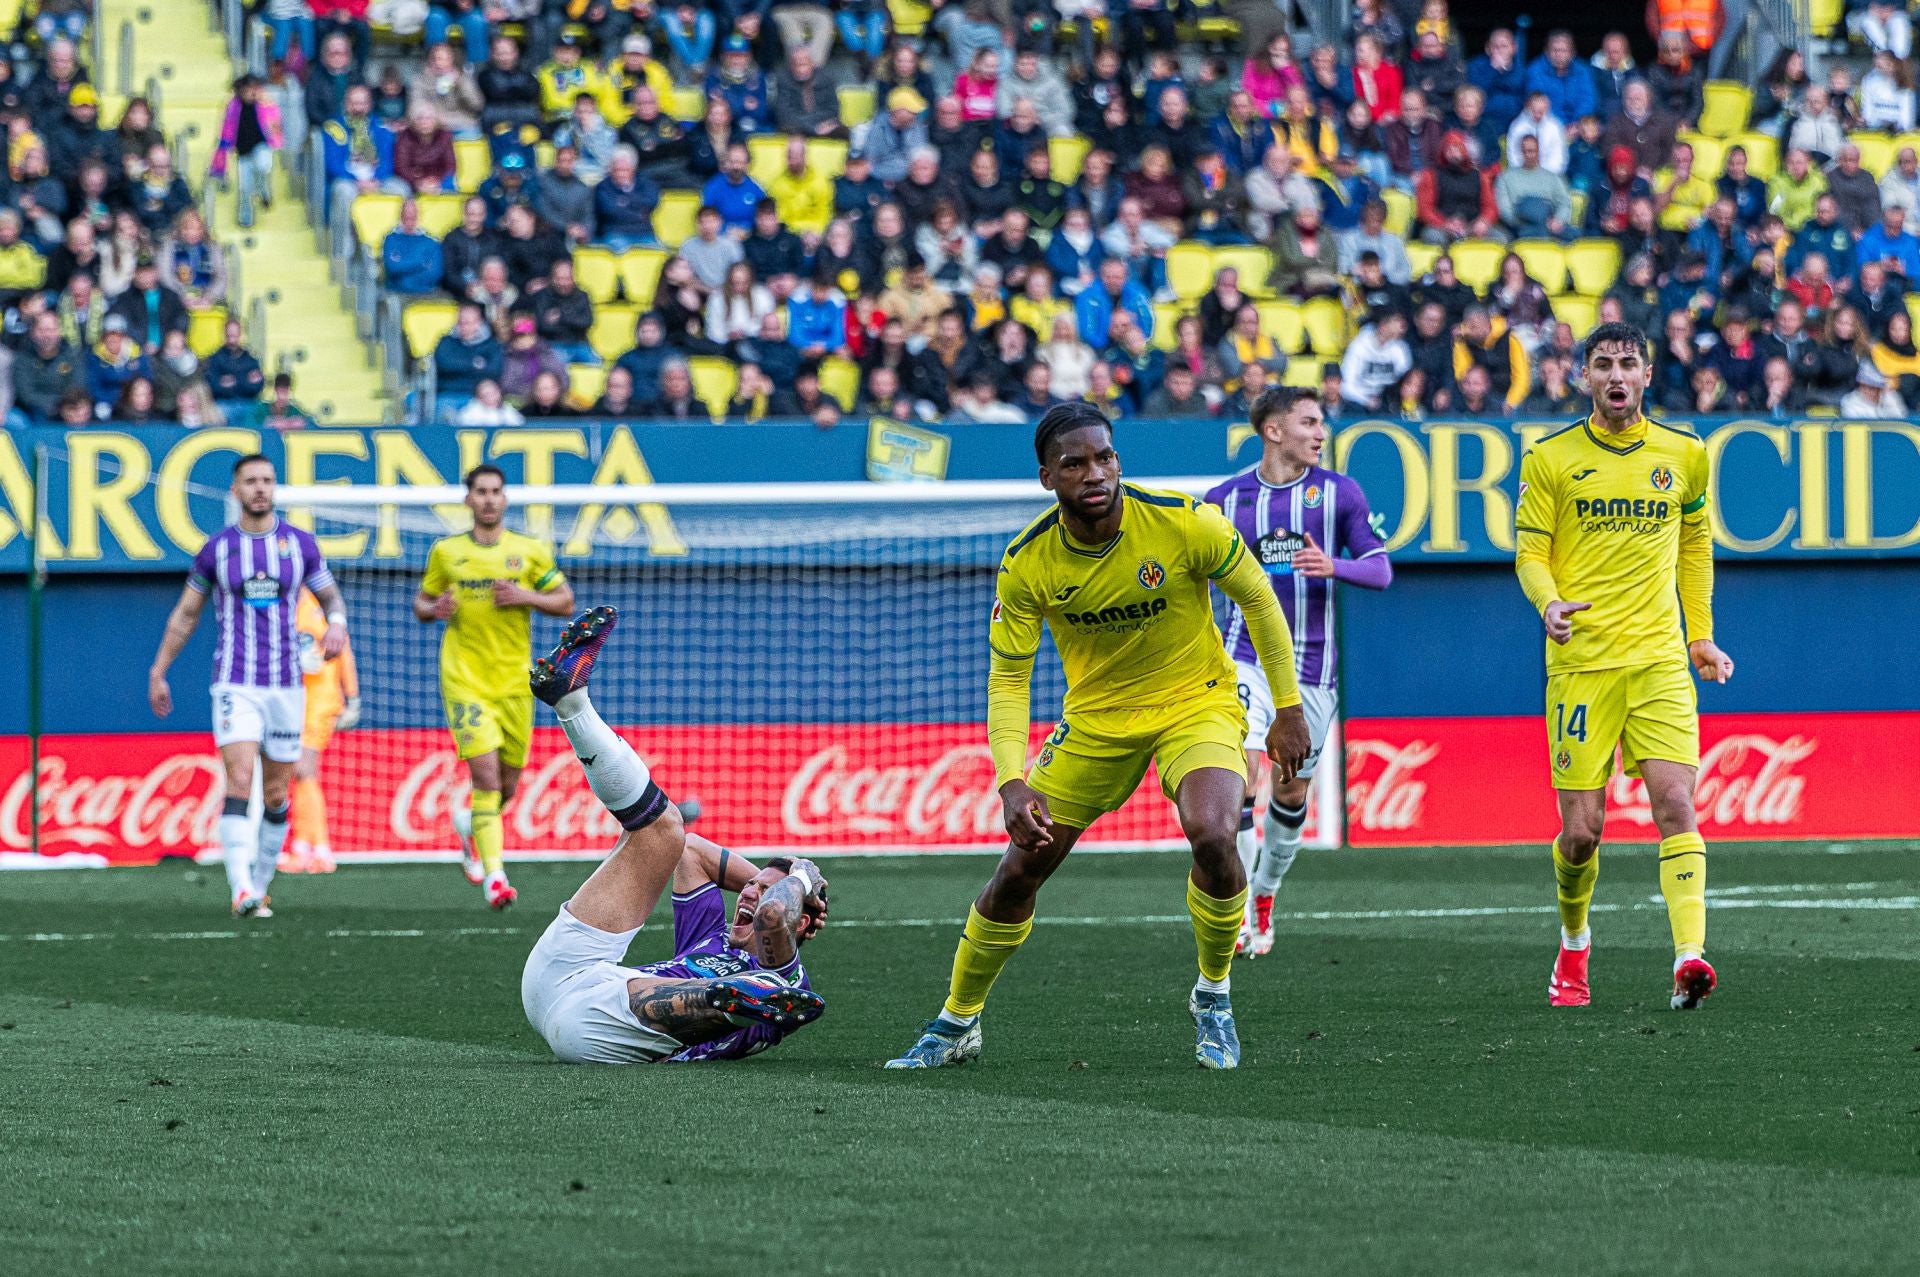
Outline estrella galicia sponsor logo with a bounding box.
[1573,497,1670,520]
[1303,483,1323,509]
[1256,528,1306,568]
[1062,597,1170,626]
[1649,465,1675,491]
[1137,558,1165,589]
[242,574,282,608]
[685,952,752,979]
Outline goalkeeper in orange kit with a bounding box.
[286,588,361,873]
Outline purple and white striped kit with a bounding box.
[187,519,334,689]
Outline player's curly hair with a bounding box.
[1033,401,1113,465]
[1248,386,1317,434]
[1581,321,1651,364]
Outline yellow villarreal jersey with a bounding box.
[420,530,564,698]
[992,484,1247,712]
[1515,416,1709,674]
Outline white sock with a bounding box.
[1253,800,1305,896]
[451,805,472,839]
[937,1009,978,1029]
[1195,973,1231,996]
[254,800,289,898]
[1235,801,1259,878]
[218,804,253,900]
[555,692,653,816]
[1675,950,1701,969]
[1562,928,1591,951]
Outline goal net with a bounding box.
[273,481,1345,859]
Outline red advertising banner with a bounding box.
[3,713,1915,863]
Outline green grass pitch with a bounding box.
[3,842,1916,1275]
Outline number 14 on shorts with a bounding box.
[1554,702,1588,743]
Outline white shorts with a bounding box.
[521,906,681,1064]
[1234,662,1339,780]
[211,683,306,764]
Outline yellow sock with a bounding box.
[943,906,1033,1019]
[1552,839,1598,938]
[471,790,504,878]
[1188,876,1248,984]
[1659,831,1707,958]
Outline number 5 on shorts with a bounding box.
[1554,702,1588,743]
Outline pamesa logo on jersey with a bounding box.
[1650,466,1675,492]
[1137,557,1165,589]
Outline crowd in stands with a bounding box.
[0,18,291,426]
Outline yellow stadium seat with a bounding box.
[1553,295,1597,336]
[1282,359,1321,389]
[619,248,669,306]
[454,139,491,192]
[1049,134,1093,185]
[589,304,640,361]
[1448,238,1504,292]
[188,306,230,359]
[1892,132,1920,164]
[1853,132,1896,178]
[1659,203,1705,232]
[1381,188,1415,238]
[1405,240,1442,280]
[670,87,706,122]
[748,134,790,186]
[1211,245,1275,298]
[1164,242,1213,302]
[652,191,701,247]
[1565,238,1622,297]
[416,193,467,238]
[838,85,876,129]
[688,356,737,419]
[805,137,849,178]
[1509,239,1567,294]
[567,362,607,408]
[402,300,459,359]
[1150,302,1186,351]
[1905,293,1920,329]
[1570,189,1588,230]
[572,247,620,304]
[888,0,931,38]
[1809,0,1844,35]
[818,356,861,410]
[1698,82,1752,139]
[1676,130,1726,181]
[1730,132,1778,180]
[350,194,404,251]
[1256,299,1304,354]
[1300,296,1347,355]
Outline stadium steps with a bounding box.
[98,0,391,424]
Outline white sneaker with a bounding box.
[458,833,484,885]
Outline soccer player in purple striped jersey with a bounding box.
[149,455,349,917]
[1205,388,1393,957]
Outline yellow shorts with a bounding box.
[300,677,344,752]
[1545,660,1699,791]
[443,687,534,768]
[1027,691,1249,830]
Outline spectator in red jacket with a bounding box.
[1415,130,1497,243]
[1352,35,1404,123]
[1383,88,1445,192]
[394,103,456,193]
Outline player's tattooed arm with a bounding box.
[627,979,737,1043]
[751,864,826,968]
[311,581,350,658]
[148,583,209,718]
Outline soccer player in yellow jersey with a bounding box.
[887,404,1312,1070]
[1514,323,1735,1011]
[414,466,575,909]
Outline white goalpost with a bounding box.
[274,480,1346,860]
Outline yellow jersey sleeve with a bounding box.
[421,539,450,597]
[1186,498,1246,579]
[1514,446,1560,616]
[523,537,564,592]
[986,558,1041,786]
[988,560,1044,662]
[1676,438,1714,644]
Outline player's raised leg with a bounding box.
[1549,788,1604,1007]
[1173,765,1250,1069]
[1640,759,1714,1009]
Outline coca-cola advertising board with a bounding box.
[3,713,1914,863]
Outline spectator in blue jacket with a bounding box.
[1524,31,1596,128]
[1074,256,1154,349]
[204,319,266,410]
[1784,194,1858,286]
[702,143,768,235]
[322,86,400,227]
[1310,149,1379,235]
[1687,198,1757,289]
[1467,25,1529,134]
[85,316,151,412]
[1044,206,1104,297]
[1209,91,1275,176]
[594,147,661,250]
[478,151,541,227]
[615,310,671,401]
[786,275,846,359]
[433,303,504,416]
[703,35,773,134]
[1716,145,1770,230]
[1855,204,1920,284]
[383,198,444,295]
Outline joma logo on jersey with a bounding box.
[1574,498,1670,519]
[1649,466,1675,491]
[1063,598,1170,625]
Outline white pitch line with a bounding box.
[2,894,1913,944]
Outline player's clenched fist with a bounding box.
[1266,703,1312,783]
[426,591,457,620]
[999,778,1055,851]
[1543,599,1591,645]
[1689,639,1734,684]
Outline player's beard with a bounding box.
[1061,485,1118,524]
[1592,381,1643,428]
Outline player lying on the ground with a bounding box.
[887,403,1311,1071]
[520,606,829,1064]
[1206,388,1392,958]
[148,454,348,917]
[1515,320,1734,1011]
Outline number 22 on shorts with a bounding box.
[1553,702,1588,743]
